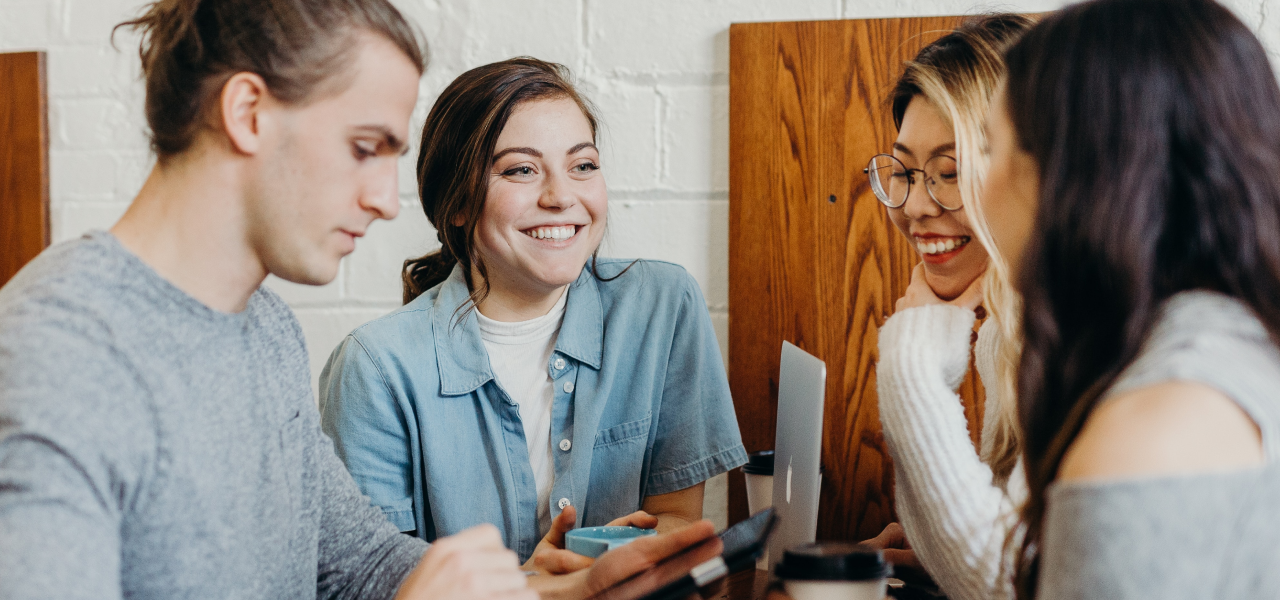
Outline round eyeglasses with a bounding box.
[863,153,962,211]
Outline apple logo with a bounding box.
[786,456,793,504]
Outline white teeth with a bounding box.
[525,226,576,241]
[916,236,969,255]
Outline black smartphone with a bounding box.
[588,508,777,600]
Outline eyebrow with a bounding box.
[353,125,409,156]
[892,141,956,158]
[493,146,542,161]
[493,142,597,163]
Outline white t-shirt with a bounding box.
[476,289,568,537]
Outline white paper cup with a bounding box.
[744,472,774,514]
[742,451,775,569]
[776,543,891,600]
[783,579,887,600]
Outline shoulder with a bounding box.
[0,241,157,455]
[0,236,141,370]
[1,234,127,320]
[324,299,439,380]
[349,299,435,348]
[1059,380,1263,482]
[589,258,700,301]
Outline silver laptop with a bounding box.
[767,341,826,571]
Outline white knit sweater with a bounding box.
[876,304,1026,600]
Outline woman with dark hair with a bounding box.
[318,57,747,570]
[867,14,1032,600]
[982,0,1280,597]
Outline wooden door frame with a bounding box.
[1,51,50,287]
[726,17,984,541]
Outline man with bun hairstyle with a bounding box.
[0,1,715,598]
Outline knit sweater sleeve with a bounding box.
[876,305,1019,600]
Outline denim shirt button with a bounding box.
[557,497,571,510]
[563,381,575,393]
[559,439,572,452]
[553,358,566,370]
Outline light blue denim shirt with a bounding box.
[318,259,747,560]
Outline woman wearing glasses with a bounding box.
[862,15,1031,600]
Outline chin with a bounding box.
[534,262,587,288]
[269,256,341,287]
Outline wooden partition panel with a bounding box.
[728,17,987,542]
[0,51,50,287]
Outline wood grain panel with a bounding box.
[0,51,50,287]
[728,17,983,542]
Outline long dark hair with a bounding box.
[1004,0,1280,596]
[116,0,425,160]
[403,57,621,308]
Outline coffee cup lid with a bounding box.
[743,450,775,475]
[775,542,892,581]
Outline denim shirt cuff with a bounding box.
[380,506,417,532]
[646,444,749,495]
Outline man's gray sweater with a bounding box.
[0,231,428,599]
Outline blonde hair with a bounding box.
[891,14,1032,484]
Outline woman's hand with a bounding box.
[861,522,923,572]
[395,524,536,600]
[522,506,659,575]
[896,263,985,314]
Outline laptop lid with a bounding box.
[768,341,826,571]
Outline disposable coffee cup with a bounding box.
[743,450,775,514]
[742,451,774,569]
[776,542,892,600]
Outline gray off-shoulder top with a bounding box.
[1038,291,1280,599]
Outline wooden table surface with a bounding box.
[708,569,772,600]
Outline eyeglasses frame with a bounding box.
[862,153,963,212]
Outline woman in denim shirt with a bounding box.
[318,58,747,566]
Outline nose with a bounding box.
[539,170,576,211]
[901,176,942,220]
[361,162,401,221]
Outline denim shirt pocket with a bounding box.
[593,414,652,448]
[588,414,652,522]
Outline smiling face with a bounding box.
[473,96,607,306]
[887,97,990,300]
[982,88,1040,280]
[246,33,420,286]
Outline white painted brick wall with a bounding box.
[3,0,1276,532]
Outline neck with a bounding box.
[474,266,568,322]
[111,146,266,314]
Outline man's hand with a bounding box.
[395,524,536,600]
[524,506,659,575]
[861,522,922,572]
[529,519,719,600]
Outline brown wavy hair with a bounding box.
[1004,0,1280,596]
[402,57,612,308]
[115,0,426,161]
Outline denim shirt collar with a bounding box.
[433,264,603,395]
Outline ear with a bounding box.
[219,72,270,156]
